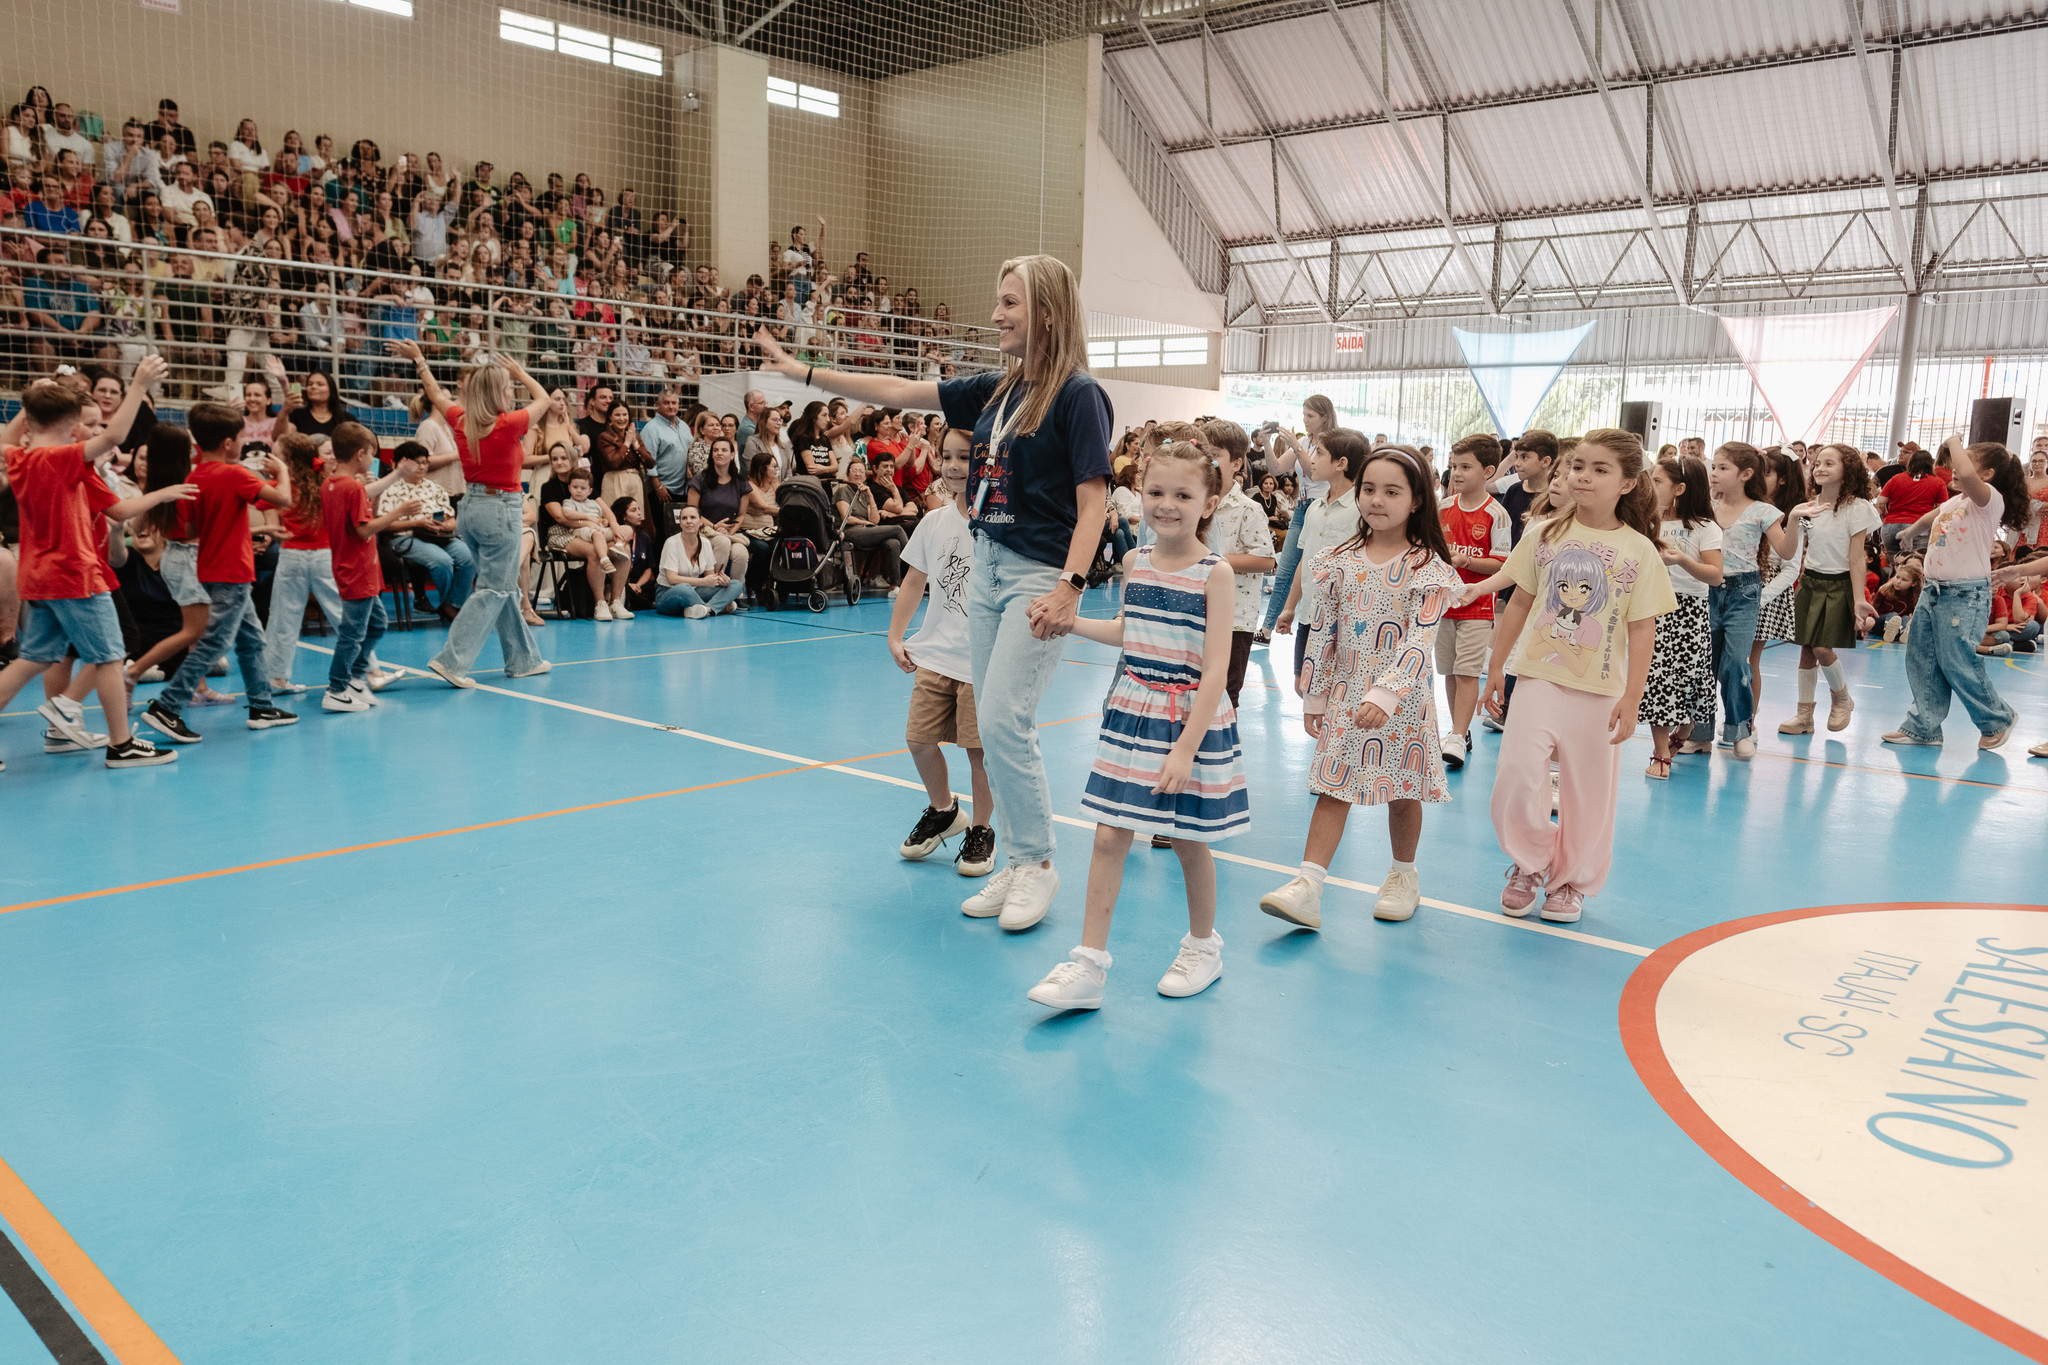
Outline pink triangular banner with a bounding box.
[1719,307,1898,446]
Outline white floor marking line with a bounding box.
[299,644,1653,959]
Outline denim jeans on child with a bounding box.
[161,582,275,714]
[391,533,477,609]
[1261,498,1311,631]
[431,487,543,680]
[967,530,1069,865]
[1897,578,2015,741]
[1708,571,1762,743]
[329,595,388,692]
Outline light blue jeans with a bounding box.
[432,487,543,680]
[392,533,477,608]
[264,547,383,684]
[967,531,1069,864]
[329,595,387,692]
[1897,578,2014,741]
[1708,571,1762,743]
[655,579,744,614]
[162,582,273,714]
[1261,498,1311,631]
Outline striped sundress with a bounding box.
[1080,547,1250,842]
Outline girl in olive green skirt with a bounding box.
[1766,443,1880,734]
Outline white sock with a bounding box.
[1821,661,1847,693]
[1071,944,1112,971]
[1390,859,1416,874]
[1797,667,1818,703]
[1183,930,1222,952]
[1299,860,1328,888]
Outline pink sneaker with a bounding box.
[1540,884,1585,923]
[1502,865,1541,916]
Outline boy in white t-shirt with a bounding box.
[887,427,995,877]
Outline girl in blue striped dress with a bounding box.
[1027,441,1249,1012]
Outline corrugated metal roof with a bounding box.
[1908,29,2048,176]
[1652,58,1886,198]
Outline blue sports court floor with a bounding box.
[1,586,2043,1364]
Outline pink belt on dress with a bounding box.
[1124,667,1197,726]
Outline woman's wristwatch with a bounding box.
[1058,571,1087,593]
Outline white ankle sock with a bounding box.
[1183,931,1222,952]
[1796,667,1818,703]
[1299,860,1328,888]
[1390,859,1416,874]
[1821,661,1847,693]
[1072,944,1112,970]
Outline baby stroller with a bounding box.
[767,474,862,612]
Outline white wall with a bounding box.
[1096,375,1227,427]
[1080,131,1224,334]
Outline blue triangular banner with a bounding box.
[1453,322,1598,438]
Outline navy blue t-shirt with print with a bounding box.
[939,370,1114,568]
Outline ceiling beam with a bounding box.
[659,0,714,41]
[1838,0,1914,280]
[1117,2,1339,324]
[734,0,800,45]
[1379,0,1507,221]
[1315,0,1494,307]
[1557,0,1688,303]
[1139,14,2048,152]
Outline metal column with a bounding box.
[1887,290,1924,451]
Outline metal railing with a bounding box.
[0,226,1004,411]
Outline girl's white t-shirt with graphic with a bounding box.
[1660,518,1724,598]
[1925,487,2006,582]
[901,502,974,684]
[1502,519,1677,697]
[1791,497,1880,573]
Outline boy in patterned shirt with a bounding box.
[1201,418,1277,707]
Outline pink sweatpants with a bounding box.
[1488,678,1622,896]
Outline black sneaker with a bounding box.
[1151,833,1173,849]
[956,825,997,877]
[142,700,203,744]
[899,803,969,861]
[247,706,300,730]
[2017,640,2038,654]
[106,736,176,768]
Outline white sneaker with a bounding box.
[999,864,1059,931]
[506,660,553,679]
[962,864,1016,917]
[42,726,108,754]
[364,668,398,691]
[1481,713,1504,733]
[427,659,475,690]
[1027,950,1106,1011]
[37,696,94,747]
[1157,934,1223,997]
[322,688,369,712]
[1442,731,1468,770]
[269,677,309,695]
[594,600,615,621]
[1259,875,1323,930]
[1373,866,1421,921]
[348,680,380,706]
[1734,735,1756,760]
[610,600,636,620]
[683,604,711,619]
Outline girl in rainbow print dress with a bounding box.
[1259,436,1461,933]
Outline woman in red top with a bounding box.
[392,341,556,685]
[1876,449,1944,559]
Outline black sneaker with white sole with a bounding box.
[106,736,176,768]
[247,706,300,730]
[143,700,203,744]
[956,825,997,877]
[900,803,970,860]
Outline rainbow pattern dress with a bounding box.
[1081,548,1250,841]
[1297,542,1459,805]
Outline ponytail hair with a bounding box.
[1660,455,1715,529]
[1542,428,1661,549]
[279,432,325,527]
[1716,441,1770,502]
[143,426,192,537]
[1971,442,2031,533]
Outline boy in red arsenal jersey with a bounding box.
[319,423,421,712]
[1436,434,1512,769]
[0,359,196,770]
[141,401,297,744]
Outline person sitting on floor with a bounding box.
[656,504,745,619]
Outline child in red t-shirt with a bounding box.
[1435,435,1511,769]
[320,423,422,711]
[0,360,197,770]
[142,400,295,744]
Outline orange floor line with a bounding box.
[0,1154,182,1364]
[0,749,906,918]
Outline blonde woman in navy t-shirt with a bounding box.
[756,255,1112,935]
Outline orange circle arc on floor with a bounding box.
[1620,902,2048,1364]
